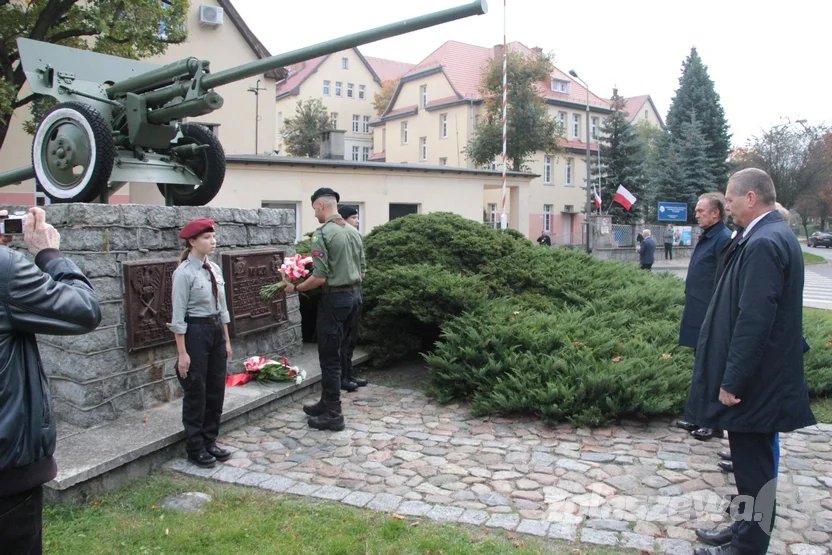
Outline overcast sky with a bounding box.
[234,0,829,148]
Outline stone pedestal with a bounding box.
[8,204,302,428]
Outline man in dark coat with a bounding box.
[638,229,655,270]
[685,169,816,555]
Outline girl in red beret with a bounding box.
[167,218,233,468]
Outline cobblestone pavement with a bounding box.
[167,385,832,555]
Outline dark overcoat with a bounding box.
[679,222,732,348]
[683,212,816,433]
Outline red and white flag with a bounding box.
[612,185,636,211]
[593,186,602,210]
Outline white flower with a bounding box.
[296,375,303,385]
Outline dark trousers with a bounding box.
[0,486,43,555]
[664,242,673,259]
[342,290,362,380]
[728,431,777,555]
[176,320,227,456]
[640,263,652,270]
[317,289,362,403]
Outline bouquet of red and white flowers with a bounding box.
[260,254,313,300]
[226,356,308,387]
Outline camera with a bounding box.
[0,211,26,236]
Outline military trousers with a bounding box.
[317,288,362,403]
[176,316,227,456]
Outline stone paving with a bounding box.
[167,385,832,555]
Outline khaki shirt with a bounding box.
[311,214,366,287]
[167,253,231,334]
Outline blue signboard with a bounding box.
[657,202,688,222]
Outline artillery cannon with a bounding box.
[0,0,487,205]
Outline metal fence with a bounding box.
[590,220,701,250]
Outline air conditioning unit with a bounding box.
[564,205,575,213]
[199,5,224,27]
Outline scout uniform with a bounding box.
[303,188,365,431]
[337,204,368,389]
[168,218,232,468]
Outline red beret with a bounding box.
[179,218,215,239]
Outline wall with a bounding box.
[6,204,301,428]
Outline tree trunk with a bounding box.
[0,120,9,154]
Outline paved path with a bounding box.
[805,270,832,311]
[168,385,832,555]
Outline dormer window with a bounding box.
[551,79,569,93]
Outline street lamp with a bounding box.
[247,79,267,154]
[569,69,592,253]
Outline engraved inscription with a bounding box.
[221,250,289,338]
[123,259,178,352]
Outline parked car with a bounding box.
[808,231,832,248]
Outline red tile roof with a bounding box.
[275,55,328,96]
[368,151,386,161]
[385,105,418,118]
[364,56,415,82]
[623,95,649,122]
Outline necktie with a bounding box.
[203,263,219,310]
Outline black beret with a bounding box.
[311,187,340,204]
[338,205,358,219]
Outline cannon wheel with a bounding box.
[33,102,115,203]
[157,123,226,206]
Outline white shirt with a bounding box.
[741,210,774,238]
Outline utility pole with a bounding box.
[247,79,267,154]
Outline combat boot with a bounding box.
[345,370,368,387]
[308,401,345,431]
[302,392,326,416]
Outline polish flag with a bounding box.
[612,185,636,211]
[593,187,602,210]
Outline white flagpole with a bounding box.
[499,0,508,229]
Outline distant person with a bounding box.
[663,224,674,259]
[338,205,360,230]
[536,233,552,246]
[638,229,656,270]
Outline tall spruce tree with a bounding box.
[596,88,644,224]
[674,113,715,220]
[649,130,686,215]
[666,47,731,190]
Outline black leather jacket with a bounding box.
[0,247,101,496]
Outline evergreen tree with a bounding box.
[666,47,731,190]
[281,99,331,158]
[595,88,644,224]
[675,112,715,219]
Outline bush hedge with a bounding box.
[354,212,830,426]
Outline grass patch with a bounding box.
[812,397,832,424]
[804,251,826,264]
[44,472,634,555]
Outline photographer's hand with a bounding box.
[0,209,12,246]
[23,206,60,256]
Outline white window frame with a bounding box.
[342,57,348,69]
[572,114,580,139]
[351,145,360,161]
[439,157,447,166]
[543,204,552,233]
[362,115,370,134]
[362,146,370,161]
[323,80,330,96]
[35,191,51,206]
[565,157,573,186]
[487,203,498,229]
[347,83,354,98]
[352,114,360,133]
[331,112,338,130]
[402,121,408,144]
[335,81,342,97]
[359,85,365,99]
[440,113,448,138]
[543,155,552,184]
[420,85,427,108]
[591,116,598,140]
[419,136,427,161]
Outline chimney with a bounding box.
[493,44,504,60]
[320,129,346,160]
[532,47,543,57]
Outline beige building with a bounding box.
[623,95,665,128]
[369,40,665,244]
[274,50,413,161]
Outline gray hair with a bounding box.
[728,168,776,206]
[642,229,652,237]
[699,191,727,221]
[775,201,790,221]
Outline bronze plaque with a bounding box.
[220,249,289,338]
[123,259,178,352]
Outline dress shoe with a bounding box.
[308,401,345,431]
[187,451,216,468]
[349,375,368,387]
[718,461,733,473]
[696,527,732,546]
[694,544,736,555]
[691,428,725,441]
[303,398,326,417]
[674,420,698,432]
[205,444,231,462]
[718,450,732,461]
[340,379,358,392]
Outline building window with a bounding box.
[591,117,599,140]
[35,191,51,206]
[347,83,354,98]
[487,203,498,229]
[439,157,447,166]
[351,146,360,161]
[543,204,552,233]
[558,111,566,130]
[572,114,580,139]
[277,111,283,132]
[440,113,448,138]
[390,203,419,221]
[401,121,408,144]
[362,115,370,134]
[342,57,348,69]
[645,109,649,120]
[331,112,338,129]
[352,114,360,133]
[262,202,300,243]
[359,85,365,99]
[565,157,573,186]
[419,136,427,160]
[335,81,342,97]
[543,155,552,184]
[551,79,569,93]
[420,85,427,108]
[323,80,330,96]
[362,147,370,161]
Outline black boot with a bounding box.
[187,450,216,468]
[303,394,326,417]
[341,378,358,392]
[348,373,368,387]
[308,401,345,431]
[695,527,732,546]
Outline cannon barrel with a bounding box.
[141,0,487,108]
[0,165,36,188]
